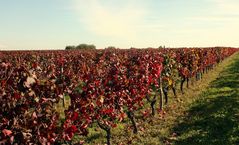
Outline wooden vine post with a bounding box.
[159,75,164,110]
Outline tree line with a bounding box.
[65,44,96,50]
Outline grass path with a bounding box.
[170,53,239,145]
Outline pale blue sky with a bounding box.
[0,0,239,50]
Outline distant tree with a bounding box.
[65,44,96,50]
[65,45,76,50]
[105,46,116,50]
[87,44,96,50]
[76,44,96,50]
[158,45,165,49]
[76,44,87,49]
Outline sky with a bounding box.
[0,0,239,50]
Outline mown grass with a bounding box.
[171,53,239,145]
[58,52,239,145]
[56,95,71,119]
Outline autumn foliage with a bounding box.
[0,47,237,144]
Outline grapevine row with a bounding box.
[0,47,237,144]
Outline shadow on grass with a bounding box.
[172,56,239,145]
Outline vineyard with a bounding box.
[0,47,238,144]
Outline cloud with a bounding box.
[188,0,239,23]
[189,15,239,22]
[210,0,239,15]
[71,0,159,39]
[70,0,239,48]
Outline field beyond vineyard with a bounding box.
[0,48,238,145]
